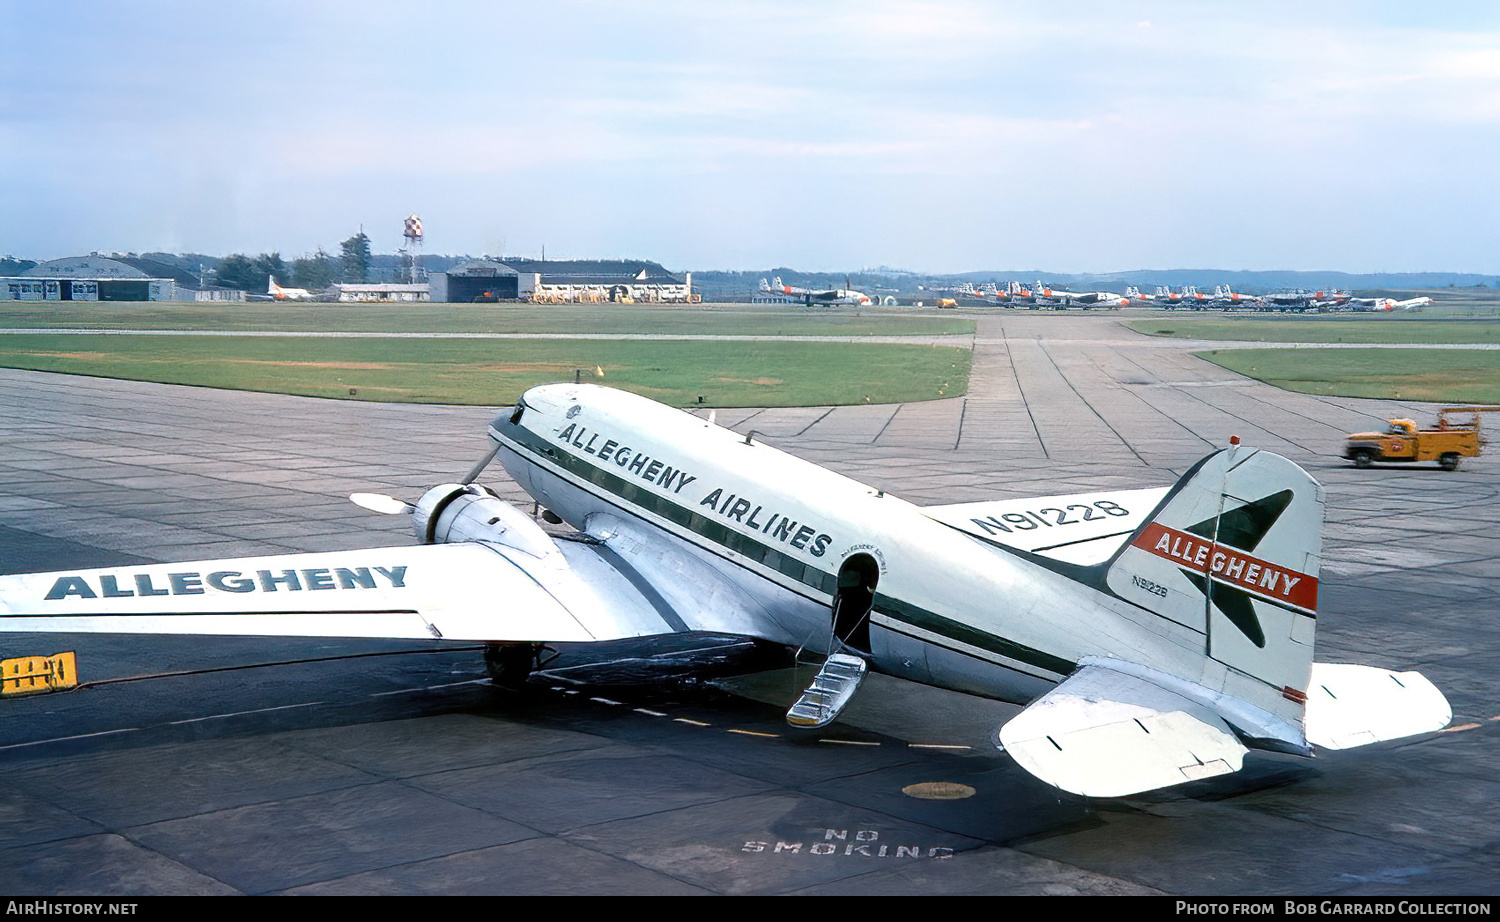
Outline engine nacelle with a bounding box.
[411,483,560,559]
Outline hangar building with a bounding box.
[330,283,430,302]
[0,254,243,302]
[430,259,694,303]
[114,254,245,301]
[428,259,518,302]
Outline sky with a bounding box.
[3,1,1499,273]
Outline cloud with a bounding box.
[3,1,1499,270]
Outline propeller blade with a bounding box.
[350,492,414,515]
[462,444,501,485]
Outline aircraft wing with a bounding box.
[997,663,1247,797]
[922,487,1170,565]
[0,541,690,643]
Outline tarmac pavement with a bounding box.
[0,312,1494,895]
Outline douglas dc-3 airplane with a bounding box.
[0,384,1451,798]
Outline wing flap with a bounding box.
[0,542,680,644]
[997,664,1247,797]
[1304,662,1452,750]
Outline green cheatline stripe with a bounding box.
[500,419,1073,678]
[498,420,839,596]
[875,594,1074,677]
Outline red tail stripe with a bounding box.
[1132,522,1319,612]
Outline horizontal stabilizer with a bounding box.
[1304,662,1452,750]
[997,664,1247,797]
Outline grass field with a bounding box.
[0,333,970,407]
[1197,348,1500,404]
[1125,309,1500,402]
[0,302,975,337]
[1126,315,1500,345]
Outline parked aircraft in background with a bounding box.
[1126,286,1184,307]
[1343,296,1434,312]
[1312,291,1352,309]
[990,281,1034,305]
[1260,290,1350,311]
[1151,286,1184,306]
[1210,285,1261,308]
[1261,291,1317,309]
[760,277,872,306]
[1034,281,1129,308]
[0,384,1452,798]
[268,276,316,301]
[1180,286,1215,308]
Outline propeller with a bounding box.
[461,444,500,485]
[349,442,501,515]
[350,492,413,515]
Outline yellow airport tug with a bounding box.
[1344,406,1496,471]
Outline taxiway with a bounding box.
[0,313,1493,895]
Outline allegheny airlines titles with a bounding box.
[44,566,410,601]
[555,422,835,558]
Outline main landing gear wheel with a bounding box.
[484,643,545,689]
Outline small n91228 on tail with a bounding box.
[0,385,1451,798]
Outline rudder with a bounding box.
[1103,446,1323,738]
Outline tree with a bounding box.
[214,253,287,293]
[215,254,257,291]
[341,232,371,283]
[292,248,337,290]
[253,252,287,289]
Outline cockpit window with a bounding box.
[509,396,532,425]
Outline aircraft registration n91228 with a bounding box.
[0,384,1452,798]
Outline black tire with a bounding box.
[484,643,537,689]
[749,638,796,667]
[1439,453,1461,471]
[1352,449,1375,469]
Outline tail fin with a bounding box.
[998,446,1451,794]
[1103,446,1322,736]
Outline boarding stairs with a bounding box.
[785,651,868,729]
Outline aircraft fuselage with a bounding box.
[488,384,1208,706]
